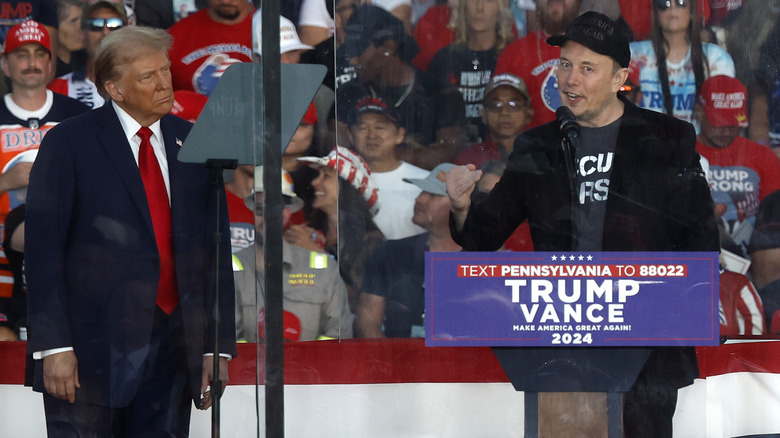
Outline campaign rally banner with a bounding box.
[425,252,720,347]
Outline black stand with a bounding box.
[205,159,238,438]
[492,347,651,437]
[561,133,580,249]
[178,61,325,438]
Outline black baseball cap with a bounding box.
[341,5,419,63]
[547,11,630,68]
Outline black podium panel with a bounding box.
[493,347,652,392]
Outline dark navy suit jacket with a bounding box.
[25,103,236,407]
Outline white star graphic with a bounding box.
[587,255,593,261]
[551,255,557,261]
[569,255,575,261]
[578,255,584,261]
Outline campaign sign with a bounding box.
[425,252,719,347]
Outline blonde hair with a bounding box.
[454,0,515,51]
[94,26,172,99]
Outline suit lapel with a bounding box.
[96,104,156,234]
[161,115,196,240]
[161,115,183,209]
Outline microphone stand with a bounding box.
[560,129,579,249]
[205,158,238,438]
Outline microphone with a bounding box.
[556,106,580,148]
[556,106,580,192]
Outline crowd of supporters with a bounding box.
[1,0,780,343]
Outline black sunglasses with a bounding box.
[653,0,688,10]
[85,17,124,32]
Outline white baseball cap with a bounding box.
[253,166,304,213]
[253,12,314,56]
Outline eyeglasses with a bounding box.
[85,17,124,32]
[484,100,526,113]
[653,0,688,10]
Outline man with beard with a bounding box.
[694,75,780,255]
[0,20,88,222]
[448,12,718,436]
[0,21,88,341]
[494,0,582,128]
[167,0,253,96]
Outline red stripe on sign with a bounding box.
[697,338,780,377]
[0,341,26,384]
[270,339,510,385]
[5,339,780,386]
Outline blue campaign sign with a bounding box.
[425,252,720,347]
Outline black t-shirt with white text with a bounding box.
[573,117,620,251]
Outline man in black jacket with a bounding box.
[446,11,718,437]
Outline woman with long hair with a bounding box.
[630,0,734,127]
[427,0,515,139]
[290,147,385,312]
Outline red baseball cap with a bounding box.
[258,309,302,342]
[699,75,749,128]
[3,20,51,55]
[301,101,318,126]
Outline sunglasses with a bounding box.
[653,0,688,10]
[85,17,124,32]
[485,100,527,113]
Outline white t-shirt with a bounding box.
[371,161,427,240]
[298,0,334,35]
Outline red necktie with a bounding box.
[137,127,179,314]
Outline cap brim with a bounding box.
[546,34,568,47]
[484,83,530,102]
[341,37,368,60]
[281,43,314,54]
[353,108,399,126]
[403,177,447,196]
[284,196,304,213]
[704,107,749,128]
[296,156,330,167]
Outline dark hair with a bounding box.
[651,0,707,116]
[56,0,84,23]
[307,171,381,240]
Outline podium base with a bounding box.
[525,392,623,438]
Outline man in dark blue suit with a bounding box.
[25,26,236,437]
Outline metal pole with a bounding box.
[260,0,284,437]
